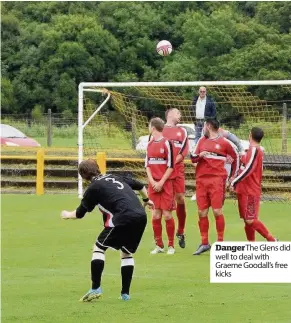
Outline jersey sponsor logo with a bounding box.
[148,157,167,165]
[148,160,167,165]
[149,157,166,161]
[208,152,225,157]
[204,152,227,161]
[204,155,226,160]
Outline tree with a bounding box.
[255,2,291,34]
[1,78,16,113]
[1,1,290,116]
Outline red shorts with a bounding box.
[148,180,176,211]
[237,194,260,220]
[196,176,226,210]
[173,172,185,194]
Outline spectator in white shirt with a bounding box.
[192,87,217,144]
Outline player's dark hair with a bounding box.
[251,127,264,143]
[78,159,100,181]
[205,118,220,131]
[150,117,164,132]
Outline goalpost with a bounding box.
[78,80,291,200]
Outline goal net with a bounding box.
[78,81,291,202]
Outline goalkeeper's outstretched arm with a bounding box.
[61,175,154,218]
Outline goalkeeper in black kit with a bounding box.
[61,159,153,301]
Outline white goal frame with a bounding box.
[78,80,291,197]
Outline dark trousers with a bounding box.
[194,119,204,144]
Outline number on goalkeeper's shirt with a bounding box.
[105,177,124,190]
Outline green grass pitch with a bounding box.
[2,195,291,323]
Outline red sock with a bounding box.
[244,223,255,241]
[176,203,186,235]
[198,217,209,245]
[215,215,225,242]
[165,218,175,247]
[152,218,163,247]
[251,219,275,241]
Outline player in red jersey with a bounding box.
[231,127,276,241]
[163,108,189,248]
[202,126,244,154]
[191,125,244,200]
[191,118,239,255]
[146,117,176,255]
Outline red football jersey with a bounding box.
[162,125,189,173]
[191,136,239,179]
[231,145,263,196]
[145,137,174,180]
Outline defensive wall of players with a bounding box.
[1,147,291,200]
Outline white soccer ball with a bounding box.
[156,40,173,56]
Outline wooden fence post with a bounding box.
[36,148,45,195]
[96,152,106,175]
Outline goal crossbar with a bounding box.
[80,80,291,90]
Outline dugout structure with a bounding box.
[78,81,291,201]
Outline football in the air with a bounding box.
[156,40,173,56]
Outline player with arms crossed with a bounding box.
[163,108,189,248]
[146,117,176,255]
[191,118,239,255]
[61,159,153,301]
[231,127,276,241]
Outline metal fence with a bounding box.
[1,104,290,153]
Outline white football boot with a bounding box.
[150,246,164,254]
[167,246,175,255]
